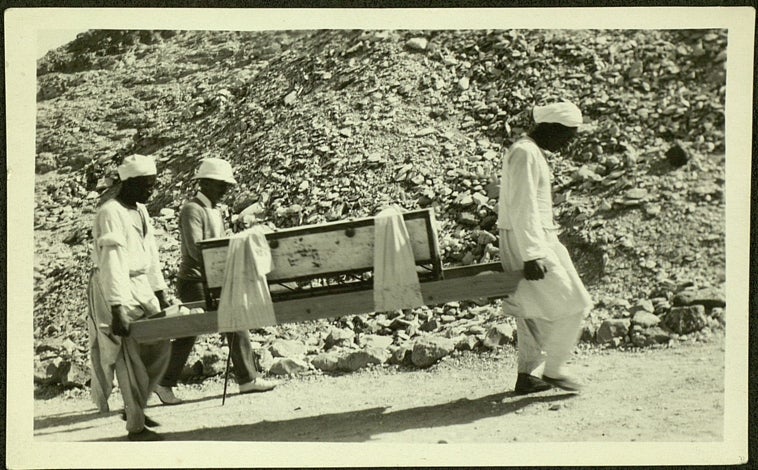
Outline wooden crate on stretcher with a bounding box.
[130,208,522,342]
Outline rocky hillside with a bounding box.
[34,29,727,389]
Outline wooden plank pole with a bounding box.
[130,264,522,343]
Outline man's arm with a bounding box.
[94,207,133,335]
[507,147,548,280]
[180,202,206,267]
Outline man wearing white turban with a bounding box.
[86,154,171,441]
[497,101,593,395]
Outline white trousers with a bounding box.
[516,313,583,377]
[499,229,591,377]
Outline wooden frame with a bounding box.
[130,262,521,342]
[197,208,442,309]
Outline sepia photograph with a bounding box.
[6,6,753,468]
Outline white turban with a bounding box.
[533,102,583,127]
[117,154,157,180]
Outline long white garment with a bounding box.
[88,199,169,431]
[91,199,167,311]
[373,206,424,312]
[497,137,592,321]
[217,226,277,332]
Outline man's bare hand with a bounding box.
[524,259,548,281]
[111,305,131,337]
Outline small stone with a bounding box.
[666,144,689,167]
[406,37,429,51]
[325,327,355,349]
[253,348,274,372]
[358,334,393,350]
[458,212,478,226]
[710,307,726,326]
[631,311,661,328]
[625,188,648,200]
[283,90,298,106]
[419,319,440,332]
[159,208,175,218]
[483,324,514,348]
[270,357,310,376]
[458,77,470,91]
[580,324,596,343]
[549,404,562,411]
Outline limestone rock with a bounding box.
[672,288,725,311]
[270,357,310,376]
[270,339,308,358]
[482,324,514,348]
[663,305,707,334]
[631,311,661,328]
[253,348,275,373]
[411,337,455,368]
[358,334,393,350]
[406,37,429,51]
[596,319,631,344]
[311,352,340,372]
[337,347,388,372]
[325,327,355,349]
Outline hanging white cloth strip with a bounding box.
[217,226,277,332]
[373,206,425,312]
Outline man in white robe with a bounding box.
[87,154,171,440]
[498,102,593,394]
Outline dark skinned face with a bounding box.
[199,178,233,205]
[544,126,578,152]
[119,175,157,205]
[530,123,579,153]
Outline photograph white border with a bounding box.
[6,6,753,468]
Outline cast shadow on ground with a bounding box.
[89,391,577,442]
[34,393,227,432]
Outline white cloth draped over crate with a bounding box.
[373,206,425,312]
[217,226,277,332]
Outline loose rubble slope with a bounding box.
[34,29,726,389]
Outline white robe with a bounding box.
[497,137,592,321]
[87,198,169,432]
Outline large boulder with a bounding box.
[411,337,455,368]
[337,348,388,372]
[311,352,340,372]
[270,339,308,358]
[663,306,707,334]
[672,287,725,311]
[34,356,67,385]
[596,319,631,344]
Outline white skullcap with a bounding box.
[533,102,583,127]
[117,154,157,180]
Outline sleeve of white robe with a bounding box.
[506,147,548,261]
[94,205,132,307]
[140,205,168,292]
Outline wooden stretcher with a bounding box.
[130,208,522,342]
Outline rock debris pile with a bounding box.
[34,29,726,388]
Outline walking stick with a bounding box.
[221,333,235,406]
